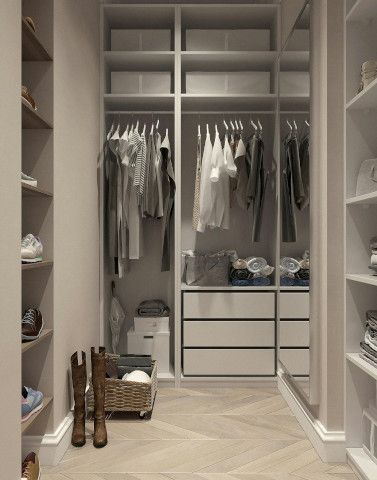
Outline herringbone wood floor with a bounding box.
[42,387,357,480]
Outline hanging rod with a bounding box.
[105,111,174,115]
[182,111,275,115]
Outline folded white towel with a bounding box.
[280,257,300,274]
[246,257,268,274]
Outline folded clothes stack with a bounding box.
[280,250,310,286]
[230,257,274,287]
[360,310,377,366]
[369,237,377,275]
[136,300,169,317]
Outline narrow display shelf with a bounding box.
[347,447,377,480]
[104,51,174,70]
[22,261,53,271]
[21,396,53,434]
[346,0,377,23]
[280,94,310,111]
[346,76,377,111]
[181,283,278,291]
[22,99,53,129]
[346,353,377,382]
[104,94,174,111]
[22,18,52,61]
[181,93,277,112]
[346,191,377,205]
[279,286,310,291]
[22,183,53,198]
[22,329,53,354]
[345,273,377,287]
[181,51,277,71]
[280,51,309,71]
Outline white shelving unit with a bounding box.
[99,3,310,385]
[345,2,377,478]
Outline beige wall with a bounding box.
[281,0,307,48]
[0,1,22,477]
[53,0,100,430]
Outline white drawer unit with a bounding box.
[127,328,170,374]
[279,292,309,319]
[280,320,309,347]
[183,292,275,319]
[183,348,275,376]
[184,320,275,347]
[280,348,309,376]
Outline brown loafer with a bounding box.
[24,16,36,32]
[22,86,37,111]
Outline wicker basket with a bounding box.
[87,354,157,416]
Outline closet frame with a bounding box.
[99,2,310,386]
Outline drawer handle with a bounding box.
[144,335,153,339]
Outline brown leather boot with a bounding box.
[91,346,108,448]
[71,351,87,447]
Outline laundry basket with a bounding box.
[87,353,157,419]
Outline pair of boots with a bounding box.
[71,347,107,448]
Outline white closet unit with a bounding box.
[99,2,311,384]
[345,2,377,478]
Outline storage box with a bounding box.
[111,72,171,94]
[127,328,170,374]
[134,316,170,333]
[111,29,171,51]
[186,29,270,51]
[280,71,309,95]
[186,72,270,94]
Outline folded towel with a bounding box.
[246,257,268,274]
[299,258,310,269]
[231,277,271,287]
[371,254,377,265]
[295,278,310,287]
[367,310,377,323]
[281,276,295,286]
[280,257,301,274]
[361,341,377,359]
[296,269,310,280]
[136,300,169,317]
[365,331,377,351]
[360,352,377,367]
[232,259,248,270]
[230,268,251,281]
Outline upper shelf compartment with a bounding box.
[181,51,277,72]
[22,18,52,61]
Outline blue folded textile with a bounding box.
[231,277,271,287]
[280,276,294,286]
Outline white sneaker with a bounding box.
[21,234,43,263]
[21,172,37,187]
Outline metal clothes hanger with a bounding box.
[257,119,263,133]
[250,118,258,132]
[305,119,310,127]
[286,119,293,131]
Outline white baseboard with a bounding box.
[278,374,346,463]
[22,413,73,466]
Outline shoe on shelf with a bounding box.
[21,452,40,480]
[21,386,44,423]
[22,309,44,342]
[23,16,36,33]
[22,86,37,111]
[21,234,43,263]
[21,172,37,187]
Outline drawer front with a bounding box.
[280,348,309,375]
[280,320,309,347]
[280,293,309,319]
[183,292,275,319]
[184,348,275,376]
[184,320,275,347]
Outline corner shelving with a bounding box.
[181,51,277,71]
[346,191,377,205]
[22,183,53,198]
[346,274,377,287]
[346,77,377,110]
[22,18,52,62]
[21,396,53,434]
[22,261,53,271]
[22,98,52,129]
[22,329,53,354]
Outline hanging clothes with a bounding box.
[192,131,202,230]
[287,132,305,209]
[197,132,213,233]
[155,130,164,219]
[299,133,310,210]
[234,137,248,210]
[281,132,297,243]
[209,130,230,230]
[160,132,176,272]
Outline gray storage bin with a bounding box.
[184,252,230,286]
[186,71,270,94]
[186,29,270,51]
[118,354,152,367]
[111,72,171,94]
[111,29,171,51]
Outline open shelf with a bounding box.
[346,77,377,111]
[280,94,310,111]
[22,261,53,271]
[104,94,174,111]
[181,93,277,112]
[22,329,53,354]
[22,18,52,61]
[280,51,309,71]
[346,191,377,205]
[22,183,53,198]
[22,99,53,129]
[104,51,174,71]
[181,283,278,291]
[21,396,53,434]
[181,51,277,71]
[346,273,377,287]
[279,286,310,291]
[347,448,377,480]
[346,353,377,381]
[346,0,377,23]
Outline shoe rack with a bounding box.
[21,0,54,440]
